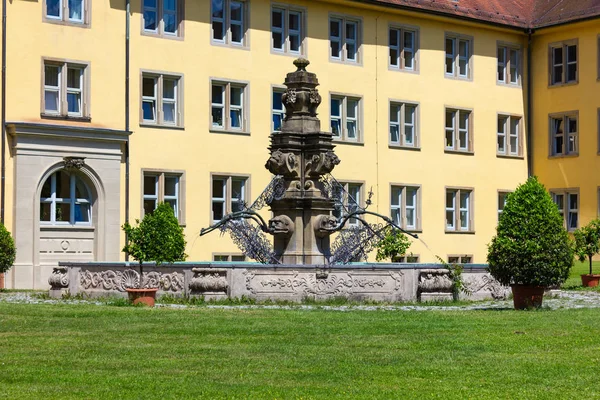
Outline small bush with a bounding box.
[573,219,600,276]
[0,223,16,274]
[487,176,573,287]
[375,227,411,262]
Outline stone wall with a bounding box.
[52,262,509,302]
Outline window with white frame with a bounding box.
[448,255,472,264]
[391,185,420,231]
[497,115,522,156]
[213,254,246,262]
[331,95,361,142]
[143,0,182,37]
[141,73,182,127]
[498,191,511,220]
[45,0,87,25]
[43,61,88,119]
[390,102,418,147]
[271,6,304,55]
[333,182,362,226]
[211,0,247,46]
[497,44,520,85]
[445,34,472,79]
[211,81,247,132]
[40,170,91,225]
[446,188,473,232]
[551,190,579,231]
[142,171,184,223]
[389,26,418,71]
[329,16,361,63]
[211,175,248,223]
[550,113,578,156]
[550,40,577,85]
[272,88,285,132]
[445,109,472,153]
[394,255,420,263]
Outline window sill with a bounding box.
[388,66,419,75]
[43,18,90,29]
[140,123,185,131]
[548,81,578,88]
[271,48,306,58]
[40,225,95,231]
[444,74,472,82]
[41,114,91,123]
[389,144,420,151]
[496,154,524,160]
[210,129,250,136]
[548,153,579,159]
[210,41,250,51]
[328,58,363,67]
[496,81,522,88]
[141,31,184,41]
[444,149,474,156]
[332,139,364,146]
[445,230,475,235]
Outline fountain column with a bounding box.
[265,59,340,264]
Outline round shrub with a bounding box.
[487,176,573,287]
[0,222,15,274]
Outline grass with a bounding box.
[1,303,600,399]
[563,260,600,290]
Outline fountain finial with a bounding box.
[293,58,310,72]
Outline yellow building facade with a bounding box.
[0,0,594,289]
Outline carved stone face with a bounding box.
[314,215,338,237]
[269,215,294,235]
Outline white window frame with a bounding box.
[44,0,88,25]
[210,80,248,133]
[140,72,183,127]
[142,0,182,38]
[551,189,579,231]
[211,0,248,47]
[330,94,361,142]
[333,182,363,227]
[390,185,421,232]
[497,114,522,157]
[272,87,286,132]
[271,5,305,56]
[549,39,578,86]
[211,175,249,223]
[40,171,92,226]
[388,25,418,72]
[497,191,511,221]
[329,14,361,64]
[445,33,472,79]
[448,255,473,264]
[142,170,185,224]
[445,108,472,153]
[445,188,473,233]
[497,43,521,86]
[389,101,418,148]
[549,112,578,157]
[213,254,246,262]
[42,60,89,119]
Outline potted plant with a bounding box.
[573,219,600,287]
[375,227,411,262]
[487,177,573,309]
[122,203,187,306]
[0,222,16,289]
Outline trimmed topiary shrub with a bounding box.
[573,218,600,276]
[375,227,411,262]
[0,222,16,274]
[487,176,573,287]
[122,203,187,286]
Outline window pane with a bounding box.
[390,125,399,143]
[553,46,562,61]
[41,178,52,198]
[230,109,242,128]
[446,191,454,208]
[45,66,60,87]
[231,24,243,44]
[331,98,341,117]
[46,0,61,17]
[68,0,83,21]
[214,255,228,262]
[211,85,223,104]
[272,9,283,28]
[459,40,468,58]
[230,87,243,106]
[45,91,59,113]
[567,64,577,82]
[74,178,89,199]
[163,103,175,123]
[56,203,70,222]
[230,2,242,21]
[391,187,401,206]
[67,68,81,89]
[164,13,177,34]
[143,10,157,31]
[272,31,284,50]
[144,199,157,216]
[459,112,468,130]
[330,19,340,38]
[142,77,155,97]
[289,12,300,31]
[232,179,245,202]
[290,35,300,53]
[406,188,416,207]
[55,172,70,199]
[165,176,178,197]
[567,45,577,62]
[144,176,157,196]
[212,21,224,40]
[346,22,356,41]
[67,93,81,114]
[232,255,245,262]
[460,192,469,209]
[347,99,357,118]
[163,79,176,99]
[40,203,51,222]
[143,101,155,121]
[74,203,90,223]
[569,194,578,210]
[164,0,176,11]
[211,0,223,18]
[212,202,224,221]
[212,179,224,198]
[212,107,223,127]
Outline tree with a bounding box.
[487,176,573,287]
[0,222,16,274]
[122,203,187,287]
[375,227,411,262]
[573,219,600,276]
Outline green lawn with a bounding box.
[563,260,600,288]
[1,303,599,399]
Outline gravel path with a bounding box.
[0,290,599,311]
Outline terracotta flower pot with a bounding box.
[0,272,4,289]
[126,288,159,307]
[581,274,600,287]
[511,285,545,310]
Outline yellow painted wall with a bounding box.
[532,20,600,230]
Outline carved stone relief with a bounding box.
[418,269,453,293]
[189,268,228,293]
[48,267,69,289]
[79,269,184,292]
[463,274,508,300]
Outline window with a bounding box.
[389,26,418,71]
[271,6,305,55]
[550,113,578,156]
[42,60,89,119]
[44,0,88,25]
[211,81,248,132]
[212,0,247,47]
[498,191,511,220]
[394,255,419,263]
[329,15,361,63]
[214,254,246,262]
[389,101,418,147]
[445,33,472,79]
[497,115,522,157]
[331,95,361,142]
[272,88,285,132]
[445,188,473,232]
[142,0,183,38]
[551,190,579,231]
[445,109,472,153]
[333,182,362,227]
[391,185,421,231]
[550,40,577,85]
[40,170,91,225]
[497,44,520,85]
[211,175,248,223]
[142,171,184,223]
[141,72,182,127]
[448,255,472,264]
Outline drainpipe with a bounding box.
[124,0,130,260]
[1,0,6,223]
[526,28,533,177]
